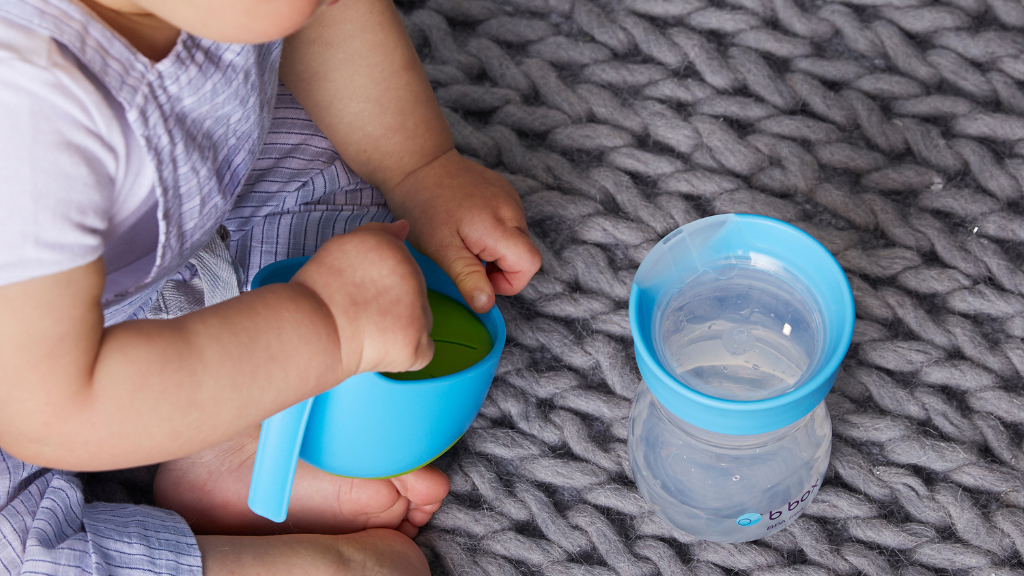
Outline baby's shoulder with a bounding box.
[0,16,65,71]
[0,16,125,139]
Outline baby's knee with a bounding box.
[333,528,429,576]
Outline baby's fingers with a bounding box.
[440,225,542,313]
[352,219,410,242]
[481,227,542,297]
[439,246,494,313]
[410,331,435,372]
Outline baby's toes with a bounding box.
[398,519,419,539]
[390,465,449,523]
[391,466,450,507]
[405,502,443,528]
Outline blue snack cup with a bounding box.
[246,245,505,523]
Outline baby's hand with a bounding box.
[386,150,542,313]
[290,220,433,377]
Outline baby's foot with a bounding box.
[197,529,429,576]
[154,426,449,538]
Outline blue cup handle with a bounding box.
[247,398,313,522]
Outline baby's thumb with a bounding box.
[381,219,410,241]
[410,331,435,372]
[441,247,494,313]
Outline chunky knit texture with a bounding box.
[78,0,1024,572]
[392,0,1024,574]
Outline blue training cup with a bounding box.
[246,246,506,523]
[626,213,854,541]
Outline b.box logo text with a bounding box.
[765,478,820,528]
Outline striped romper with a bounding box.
[0,0,393,574]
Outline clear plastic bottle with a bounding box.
[628,384,832,542]
[627,214,854,542]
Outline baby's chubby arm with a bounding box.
[0,221,432,471]
[280,0,542,314]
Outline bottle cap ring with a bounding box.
[629,214,855,435]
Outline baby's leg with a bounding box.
[197,529,428,576]
[154,425,449,537]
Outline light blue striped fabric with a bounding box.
[0,1,393,574]
[0,457,203,576]
[226,86,392,286]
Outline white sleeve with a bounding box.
[0,21,119,286]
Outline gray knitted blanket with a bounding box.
[395,0,1024,574]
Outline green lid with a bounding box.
[383,290,493,381]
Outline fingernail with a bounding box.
[473,292,489,309]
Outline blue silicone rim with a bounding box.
[628,214,855,435]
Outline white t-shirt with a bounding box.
[0,17,159,301]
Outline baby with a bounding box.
[0,0,540,575]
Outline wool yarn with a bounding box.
[398,0,1024,574]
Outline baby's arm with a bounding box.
[280,0,541,313]
[279,0,449,200]
[0,222,432,472]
